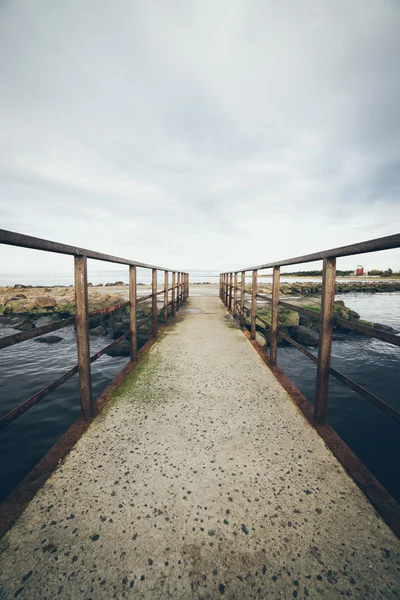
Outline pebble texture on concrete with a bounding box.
[0,296,399,599]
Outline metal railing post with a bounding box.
[74,255,93,417]
[164,271,168,324]
[314,257,336,424]
[129,265,137,362]
[177,272,181,308]
[233,272,238,315]
[229,272,233,312]
[151,268,157,338]
[251,269,257,339]
[240,271,245,327]
[171,271,176,316]
[270,266,280,365]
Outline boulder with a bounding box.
[14,319,36,331]
[112,321,129,339]
[373,322,399,334]
[348,310,360,319]
[106,340,131,357]
[3,300,26,312]
[35,296,57,309]
[291,326,320,347]
[34,335,63,344]
[90,325,107,335]
[278,310,299,327]
[5,294,26,301]
[13,284,26,289]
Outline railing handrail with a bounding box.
[0,231,190,429]
[220,233,400,428]
[0,228,183,273]
[225,232,400,273]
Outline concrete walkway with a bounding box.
[0,296,399,599]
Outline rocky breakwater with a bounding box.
[243,297,399,348]
[257,280,400,296]
[0,285,153,355]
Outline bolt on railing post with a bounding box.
[151,268,157,338]
[164,270,168,324]
[74,255,93,417]
[129,265,137,362]
[229,272,233,312]
[240,271,245,327]
[251,269,257,339]
[314,257,336,424]
[270,266,280,365]
[233,272,238,315]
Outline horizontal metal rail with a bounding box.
[0,316,76,350]
[0,228,178,272]
[279,330,318,363]
[231,232,400,273]
[277,331,400,422]
[255,295,400,347]
[0,331,131,430]
[0,230,189,431]
[89,331,130,364]
[0,364,79,430]
[137,293,153,303]
[221,232,400,430]
[0,301,131,351]
[89,301,129,317]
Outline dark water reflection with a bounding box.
[0,324,128,502]
[276,292,400,502]
[0,292,399,505]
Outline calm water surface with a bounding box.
[0,291,399,504]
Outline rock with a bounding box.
[5,294,26,301]
[3,300,26,312]
[90,325,107,335]
[299,317,313,328]
[373,322,399,334]
[13,284,26,289]
[35,296,57,309]
[291,326,320,346]
[114,281,125,286]
[106,340,131,357]
[14,319,36,331]
[88,317,103,329]
[348,310,360,319]
[278,310,299,327]
[112,321,129,339]
[34,335,63,344]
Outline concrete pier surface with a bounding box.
[0,296,399,599]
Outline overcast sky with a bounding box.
[1,0,399,278]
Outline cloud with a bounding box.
[0,0,399,278]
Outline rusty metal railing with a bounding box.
[0,229,189,428]
[220,233,400,425]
